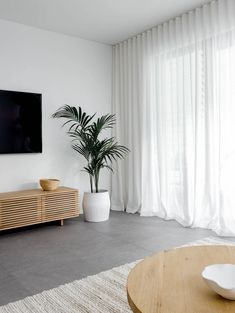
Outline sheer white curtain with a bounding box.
[112,0,235,236]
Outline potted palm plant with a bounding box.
[52,105,129,222]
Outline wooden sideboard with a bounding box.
[0,187,79,231]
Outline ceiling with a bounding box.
[0,0,210,45]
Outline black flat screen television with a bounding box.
[0,90,42,154]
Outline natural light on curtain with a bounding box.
[112,0,235,235]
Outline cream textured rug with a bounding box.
[0,236,234,313]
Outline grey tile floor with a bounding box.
[0,211,233,306]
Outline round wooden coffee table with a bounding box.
[127,245,235,313]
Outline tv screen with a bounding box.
[0,90,42,154]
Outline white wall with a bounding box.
[0,19,112,207]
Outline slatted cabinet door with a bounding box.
[42,190,78,222]
[0,196,41,230]
[0,187,79,231]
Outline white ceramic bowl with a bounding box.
[202,264,235,300]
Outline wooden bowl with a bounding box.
[40,179,60,191]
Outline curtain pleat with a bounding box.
[112,0,235,236]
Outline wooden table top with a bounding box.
[0,186,77,199]
[127,245,235,313]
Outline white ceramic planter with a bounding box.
[83,190,110,222]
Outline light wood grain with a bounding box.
[0,187,79,231]
[127,245,235,313]
[0,186,76,199]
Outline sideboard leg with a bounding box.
[60,219,64,226]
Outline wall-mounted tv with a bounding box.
[0,90,42,154]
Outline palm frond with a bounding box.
[103,164,114,172]
[52,105,95,130]
[52,105,129,192]
[72,143,90,161]
[88,114,116,140]
[83,165,94,176]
